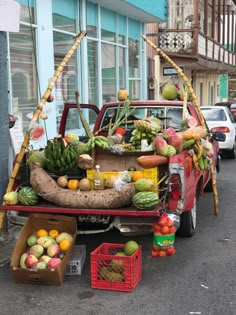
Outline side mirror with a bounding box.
[211,132,226,142]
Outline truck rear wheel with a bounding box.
[177,196,196,237]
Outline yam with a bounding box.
[137,155,168,168]
[30,164,135,209]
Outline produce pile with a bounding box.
[4,89,214,211]
[19,229,74,270]
[96,240,139,282]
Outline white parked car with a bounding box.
[201,106,236,159]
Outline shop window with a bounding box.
[88,40,98,105]
[52,0,76,33]
[129,39,140,78]
[67,74,76,102]
[101,8,116,43]
[17,0,35,23]
[87,2,98,37]
[53,32,78,129]
[119,47,125,89]
[9,25,38,133]
[102,43,116,103]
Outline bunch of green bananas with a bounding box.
[85,136,111,152]
[44,137,78,173]
[129,120,157,150]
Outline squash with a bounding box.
[137,155,168,168]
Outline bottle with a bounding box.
[93,165,104,190]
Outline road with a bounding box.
[0,159,235,315]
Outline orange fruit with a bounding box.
[131,171,144,182]
[49,229,59,239]
[67,179,79,190]
[36,229,48,238]
[59,239,71,252]
[161,225,170,235]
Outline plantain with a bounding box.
[56,159,62,169]
[195,141,203,161]
[182,139,195,150]
[192,153,200,170]
[199,157,204,170]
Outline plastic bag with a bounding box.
[151,213,177,257]
[114,171,132,192]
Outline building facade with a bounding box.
[147,0,236,105]
[9,0,166,144]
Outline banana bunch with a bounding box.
[44,137,78,173]
[129,120,157,150]
[192,140,211,170]
[85,136,111,152]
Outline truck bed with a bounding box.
[1,203,162,217]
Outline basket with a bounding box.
[65,245,86,276]
[87,168,158,192]
[90,243,142,292]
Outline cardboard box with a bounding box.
[91,147,154,172]
[10,213,77,286]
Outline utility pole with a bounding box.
[0,31,9,232]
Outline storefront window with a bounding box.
[129,38,140,78]
[119,47,125,88]
[129,80,140,100]
[102,43,116,103]
[101,8,116,43]
[18,0,35,23]
[88,40,98,105]
[9,25,38,133]
[52,0,76,33]
[87,2,97,38]
[53,32,78,128]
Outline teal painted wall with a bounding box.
[220,74,228,100]
[125,0,167,21]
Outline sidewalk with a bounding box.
[0,221,22,267]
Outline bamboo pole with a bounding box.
[142,35,219,215]
[0,31,87,232]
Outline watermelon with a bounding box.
[132,191,159,210]
[187,116,197,128]
[18,186,39,206]
[30,126,45,141]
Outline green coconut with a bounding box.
[27,150,47,168]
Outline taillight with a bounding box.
[210,127,230,133]
[169,174,181,199]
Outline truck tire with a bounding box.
[177,196,196,237]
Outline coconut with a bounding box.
[27,150,47,168]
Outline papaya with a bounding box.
[137,155,168,168]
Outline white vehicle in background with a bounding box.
[201,106,236,159]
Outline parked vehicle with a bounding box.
[214,101,236,120]
[3,101,225,238]
[201,106,236,159]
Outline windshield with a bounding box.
[201,108,227,121]
[99,105,188,131]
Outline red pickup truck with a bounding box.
[3,100,224,237]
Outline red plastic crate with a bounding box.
[91,243,142,292]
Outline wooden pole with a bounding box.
[0,31,87,232]
[142,35,219,215]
